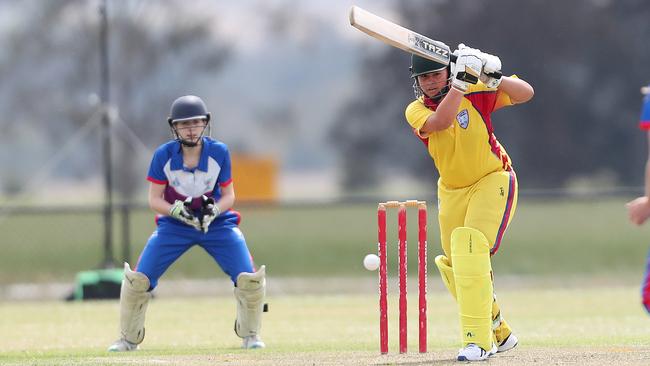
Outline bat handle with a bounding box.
[450,54,503,79]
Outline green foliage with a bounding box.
[1,198,649,284]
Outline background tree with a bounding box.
[0,0,231,201]
[331,0,650,190]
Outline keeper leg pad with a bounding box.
[435,254,457,300]
[119,262,151,345]
[451,227,493,351]
[234,265,266,338]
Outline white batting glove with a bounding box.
[451,50,482,92]
[457,43,482,56]
[459,43,499,72]
[169,198,202,231]
[200,195,221,233]
[458,43,502,89]
[479,52,502,88]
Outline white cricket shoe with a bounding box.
[107,338,138,352]
[497,332,518,353]
[457,343,497,361]
[242,335,266,349]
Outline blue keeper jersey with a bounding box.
[146,136,232,210]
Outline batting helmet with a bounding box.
[410,54,448,78]
[167,95,211,126]
[409,54,452,102]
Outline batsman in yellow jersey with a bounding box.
[405,44,534,361]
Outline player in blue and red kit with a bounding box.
[108,95,266,351]
[626,85,650,313]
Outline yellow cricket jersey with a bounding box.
[405,81,515,188]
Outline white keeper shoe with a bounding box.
[107,338,139,352]
[457,343,497,361]
[497,332,518,353]
[242,335,265,349]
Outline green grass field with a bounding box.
[3,198,650,365]
[2,198,650,283]
[2,284,650,365]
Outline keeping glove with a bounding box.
[200,195,222,233]
[451,49,482,92]
[169,197,202,231]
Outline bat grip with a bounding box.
[450,54,502,79]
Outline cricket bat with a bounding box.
[349,5,501,79]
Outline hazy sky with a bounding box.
[200,0,395,169]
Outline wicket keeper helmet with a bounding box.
[167,95,211,147]
[167,95,211,125]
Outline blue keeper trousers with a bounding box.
[135,212,255,290]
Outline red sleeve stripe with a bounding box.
[147,176,167,185]
[412,129,429,147]
[640,121,650,130]
[219,178,233,187]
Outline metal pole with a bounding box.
[99,0,115,268]
[121,204,131,265]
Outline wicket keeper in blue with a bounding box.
[108,95,266,351]
[626,84,650,313]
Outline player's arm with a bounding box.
[148,182,173,216]
[644,138,650,202]
[215,183,236,213]
[419,52,482,134]
[497,76,534,104]
[419,89,464,134]
[626,130,650,225]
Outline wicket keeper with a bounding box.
[108,95,266,351]
[625,84,650,313]
[404,45,534,361]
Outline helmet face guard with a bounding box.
[409,54,452,102]
[170,118,210,147]
[167,95,212,147]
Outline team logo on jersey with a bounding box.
[456,109,469,129]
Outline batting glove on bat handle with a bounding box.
[452,52,482,92]
[451,53,502,79]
